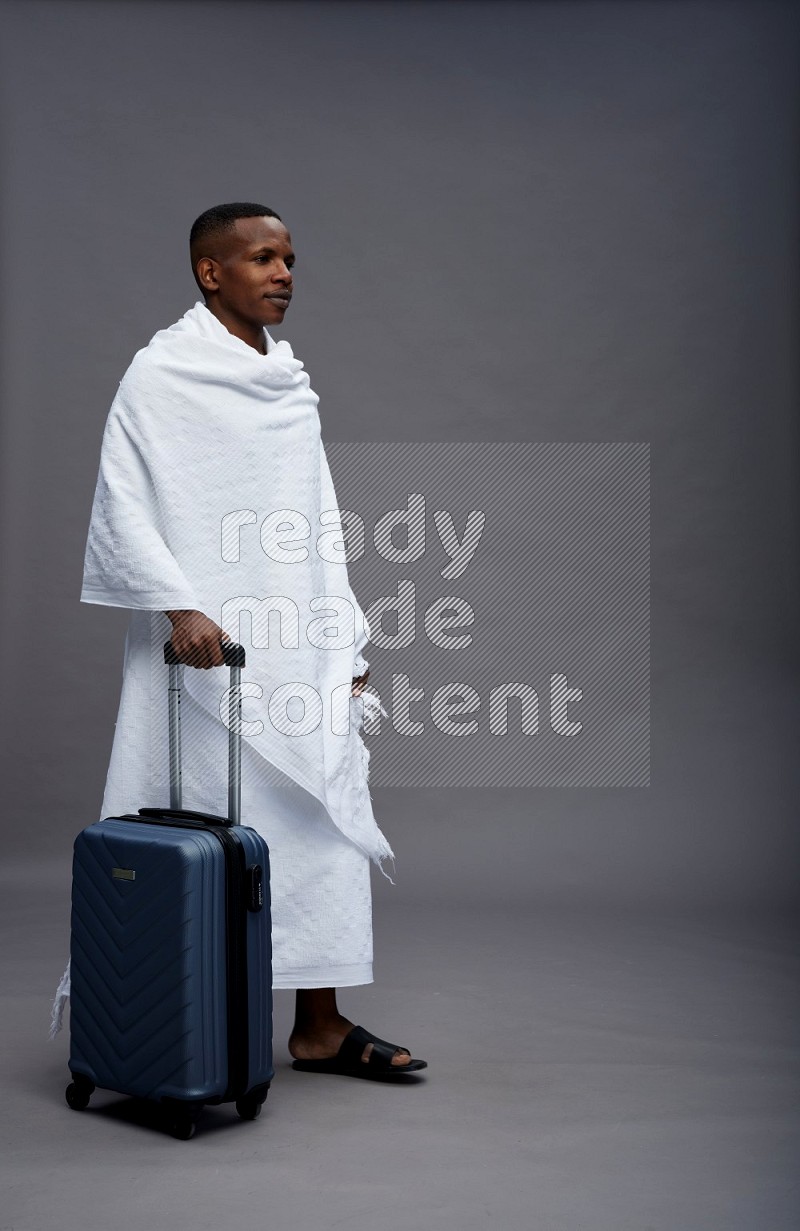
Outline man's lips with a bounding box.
[264,293,291,306]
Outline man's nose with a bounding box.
[273,263,292,284]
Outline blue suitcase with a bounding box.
[65,641,273,1139]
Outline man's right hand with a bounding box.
[165,610,231,669]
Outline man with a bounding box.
[54,203,425,1079]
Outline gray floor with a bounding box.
[2,863,798,1231]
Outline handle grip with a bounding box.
[164,640,246,667]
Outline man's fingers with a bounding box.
[351,668,371,697]
[170,633,228,669]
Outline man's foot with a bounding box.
[289,1013,413,1067]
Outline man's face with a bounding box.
[197,215,295,329]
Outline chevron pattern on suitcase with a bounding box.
[69,820,228,1101]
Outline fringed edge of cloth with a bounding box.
[356,687,396,885]
[49,960,71,1040]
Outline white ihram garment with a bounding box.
[50,302,392,1034]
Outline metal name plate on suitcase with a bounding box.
[65,641,273,1140]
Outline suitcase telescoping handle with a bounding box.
[162,639,247,825]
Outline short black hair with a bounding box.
[189,201,282,292]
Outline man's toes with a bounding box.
[359,1042,413,1065]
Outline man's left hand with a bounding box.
[351,668,370,698]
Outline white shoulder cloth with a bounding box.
[81,300,393,870]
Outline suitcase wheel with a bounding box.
[168,1114,197,1141]
[236,1088,269,1121]
[163,1098,204,1140]
[65,1078,94,1111]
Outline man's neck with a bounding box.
[203,300,267,355]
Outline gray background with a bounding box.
[0,2,798,1228]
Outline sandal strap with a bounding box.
[340,1024,408,1070]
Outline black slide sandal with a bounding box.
[291,1024,428,1079]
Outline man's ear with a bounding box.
[196,257,220,295]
